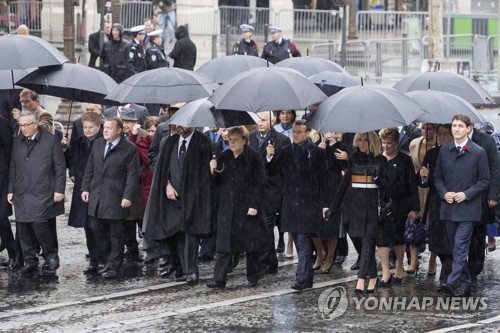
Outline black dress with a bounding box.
[376,152,420,247]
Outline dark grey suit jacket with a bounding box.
[434,140,490,222]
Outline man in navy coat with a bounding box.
[434,114,490,297]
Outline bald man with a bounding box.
[16,25,29,35]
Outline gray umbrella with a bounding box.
[307,85,427,133]
[393,72,495,104]
[0,68,36,90]
[167,98,259,128]
[274,57,344,77]
[209,67,327,113]
[309,71,361,96]
[195,55,269,84]
[405,90,486,124]
[104,67,219,105]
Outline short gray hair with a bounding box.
[19,111,38,125]
[257,111,275,122]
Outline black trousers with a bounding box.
[175,231,199,275]
[437,253,453,284]
[214,251,260,283]
[358,237,377,279]
[259,213,278,269]
[124,219,140,253]
[88,217,125,271]
[333,237,348,257]
[199,236,216,259]
[18,220,58,265]
[84,226,103,266]
[467,225,486,278]
[0,217,16,259]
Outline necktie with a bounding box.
[258,135,267,149]
[179,140,187,169]
[457,146,461,152]
[105,142,113,157]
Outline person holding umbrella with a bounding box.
[329,131,390,294]
[206,126,269,289]
[146,29,169,70]
[232,24,259,56]
[261,26,301,64]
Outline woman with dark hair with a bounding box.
[329,132,390,294]
[273,109,296,143]
[207,126,268,289]
[418,124,454,290]
[377,128,420,287]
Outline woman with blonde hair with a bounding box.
[329,131,390,294]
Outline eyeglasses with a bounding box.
[19,122,34,128]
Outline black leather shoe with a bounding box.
[186,273,199,285]
[206,281,226,289]
[160,263,176,278]
[264,265,278,275]
[83,264,98,274]
[19,263,38,275]
[304,280,313,289]
[102,269,118,279]
[44,257,60,272]
[392,276,403,285]
[453,287,471,297]
[247,279,259,287]
[350,259,360,271]
[333,255,346,265]
[441,283,455,296]
[378,275,392,288]
[291,281,304,291]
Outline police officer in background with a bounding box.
[261,26,301,64]
[146,29,169,70]
[127,25,147,77]
[232,24,259,56]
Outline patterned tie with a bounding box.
[258,134,267,149]
[179,140,187,170]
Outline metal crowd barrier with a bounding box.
[6,0,63,40]
[120,0,153,29]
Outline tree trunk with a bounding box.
[428,0,444,59]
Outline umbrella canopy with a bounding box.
[209,67,327,113]
[309,71,361,96]
[195,55,269,84]
[405,90,486,124]
[0,68,36,90]
[307,85,427,133]
[16,63,117,104]
[274,57,344,77]
[104,67,219,105]
[0,35,68,70]
[393,72,495,104]
[166,98,259,128]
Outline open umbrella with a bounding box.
[307,85,427,133]
[274,57,344,77]
[104,67,219,105]
[0,68,36,90]
[405,90,486,124]
[393,72,495,104]
[16,63,118,136]
[195,55,269,84]
[209,67,327,113]
[167,98,259,128]
[309,71,361,96]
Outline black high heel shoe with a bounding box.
[318,264,333,274]
[406,262,420,275]
[377,274,392,288]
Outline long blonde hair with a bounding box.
[353,132,382,157]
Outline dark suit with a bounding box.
[81,136,140,271]
[104,104,149,127]
[249,129,289,271]
[148,122,171,171]
[0,117,15,261]
[398,124,422,155]
[434,140,490,291]
[88,31,107,68]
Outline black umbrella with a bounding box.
[393,72,495,104]
[104,67,219,105]
[209,67,327,113]
[16,63,118,136]
[196,55,269,84]
[274,57,344,77]
[307,85,427,133]
[166,98,259,128]
[309,71,361,96]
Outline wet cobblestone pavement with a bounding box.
[1,184,500,332]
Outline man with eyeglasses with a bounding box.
[8,111,66,275]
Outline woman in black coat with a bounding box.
[207,126,268,289]
[330,132,390,294]
[66,112,103,273]
[377,128,420,287]
[418,124,454,289]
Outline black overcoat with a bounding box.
[143,131,212,239]
[168,25,197,70]
[8,129,66,222]
[0,116,13,218]
[214,146,268,253]
[249,129,289,214]
[66,133,102,228]
[81,136,140,220]
[331,151,390,238]
[269,141,330,234]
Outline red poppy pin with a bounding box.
[461,146,467,152]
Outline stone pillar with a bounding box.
[429,0,444,59]
[347,0,358,40]
[269,0,294,39]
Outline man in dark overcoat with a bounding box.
[267,120,330,291]
[249,111,289,274]
[88,20,111,68]
[434,114,490,297]
[8,111,66,275]
[168,25,197,70]
[0,116,16,269]
[143,126,212,285]
[81,117,140,279]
